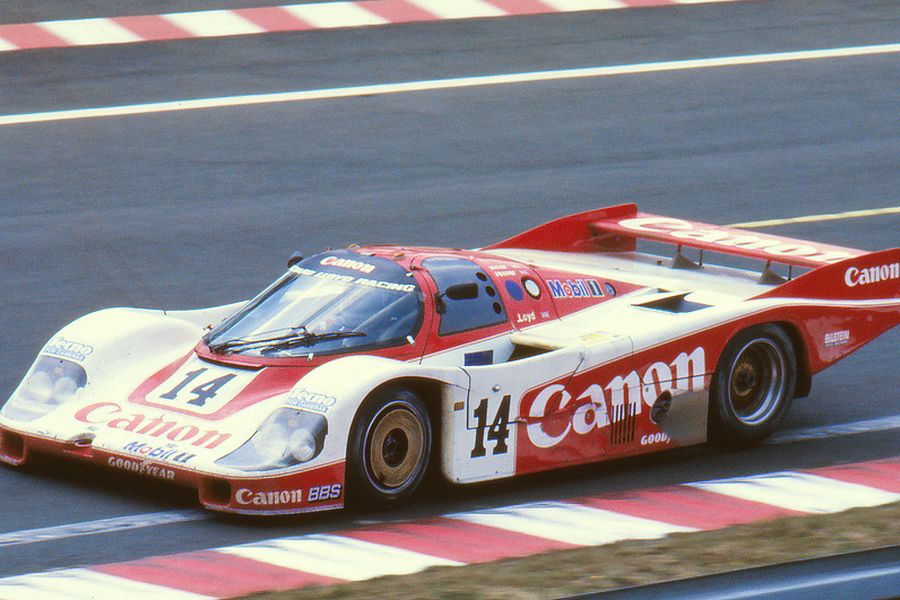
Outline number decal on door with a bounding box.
[471,395,511,458]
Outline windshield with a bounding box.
[206,250,423,357]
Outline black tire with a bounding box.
[709,324,797,447]
[346,387,432,508]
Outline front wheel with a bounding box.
[709,325,797,446]
[346,387,432,508]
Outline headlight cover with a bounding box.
[216,408,327,471]
[1,357,87,422]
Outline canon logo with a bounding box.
[236,488,303,506]
[75,402,231,450]
[844,263,899,287]
[526,347,705,449]
[619,217,856,264]
[320,256,375,274]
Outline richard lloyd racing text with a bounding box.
[293,264,416,293]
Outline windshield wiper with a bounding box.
[259,330,367,354]
[208,327,366,354]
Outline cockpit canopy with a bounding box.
[206,250,423,357]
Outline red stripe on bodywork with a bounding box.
[112,16,193,41]
[0,24,68,49]
[574,485,803,530]
[363,0,443,23]
[340,516,575,563]
[233,7,316,31]
[806,459,900,494]
[487,0,556,15]
[93,549,340,596]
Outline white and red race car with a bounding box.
[1,204,897,515]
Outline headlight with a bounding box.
[2,357,88,422]
[216,408,327,471]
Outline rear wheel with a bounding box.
[709,325,797,446]
[347,387,431,508]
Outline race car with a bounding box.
[1,204,897,515]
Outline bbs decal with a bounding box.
[308,484,342,502]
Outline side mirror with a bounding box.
[445,283,479,301]
[435,283,479,314]
[287,251,304,267]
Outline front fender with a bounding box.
[281,355,469,471]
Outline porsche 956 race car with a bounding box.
[1,204,897,514]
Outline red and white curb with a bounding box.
[0,0,745,53]
[0,457,896,599]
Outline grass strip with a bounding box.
[241,501,900,599]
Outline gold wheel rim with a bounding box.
[367,406,424,490]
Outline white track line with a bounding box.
[38,18,142,46]
[447,501,694,545]
[283,3,389,28]
[1,43,897,126]
[688,472,900,514]
[0,510,208,548]
[407,0,507,19]
[219,534,460,580]
[730,206,900,228]
[0,569,211,600]
[162,10,265,37]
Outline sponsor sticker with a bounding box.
[824,330,850,347]
[547,278,604,300]
[286,388,337,414]
[844,263,899,287]
[320,255,376,274]
[75,402,232,449]
[308,484,342,502]
[524,347,706,449]
[107,456,175,480]
[515,311,536,325]
[122,441,195,464]
[43,337,94,361]
[236,488,304,506]
[640,432,671,446]
[291,266,416,293]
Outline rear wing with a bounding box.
[485,203,864,269]
[485,203,898,301]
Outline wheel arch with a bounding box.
[708,321,799,446]
[769,320,812,398]
[365,377,446,424]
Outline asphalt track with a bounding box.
[1,0,898,581]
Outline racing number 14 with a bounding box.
[160,368,236,407]
[471,395,511,458]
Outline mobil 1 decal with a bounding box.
[535,268,641,316]
[516,346,706,473]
